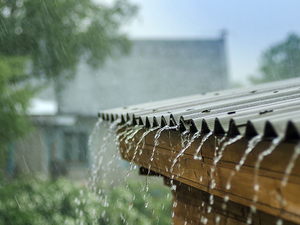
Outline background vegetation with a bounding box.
[249,33,300,84]
[0,0,137,176]
[0,177,172,225]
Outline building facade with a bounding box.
[11,36,229,180]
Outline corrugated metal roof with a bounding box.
[99,77,300,141]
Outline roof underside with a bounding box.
[99,78,300,141]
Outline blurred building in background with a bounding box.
[10,34,229,180]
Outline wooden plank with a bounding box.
[118,128,300,224]
[168,179,296,225]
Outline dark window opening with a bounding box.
[64,132,88,163]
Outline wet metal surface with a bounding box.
[99,78,300,141]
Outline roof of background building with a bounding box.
[100,77,300,141]
[38,38,228,117]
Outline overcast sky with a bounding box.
[117,0,300,85]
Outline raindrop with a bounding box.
[209,194,214,205]
[215,215,221,224]
[173,201,178,208]
[222,203,227,210]
[1,6,11,18]
[16,0,23,7]
[224,195,229,202]
[207,206,212,213]
[170,185,177,191]
[15,27,23,35]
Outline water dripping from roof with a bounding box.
[281,142,300,187]
[248,136,283,224]
[226,135,263,190]
[150,125,178,163]
[193,131,213,160]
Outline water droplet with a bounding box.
[215,215,221,224]
[209,194,214,205]
[276,219,283,225]
[15,27,22,35]
[1,6,11,18]
[226,183,231,190]
[170,185,177,191]
[16,0,23,7]
[207,206,212,213]
[247,217,252,224]
[222,203,227,210]
[224,195,229,202]
[173,201,178,208]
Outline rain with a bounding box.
[1,0,300,224]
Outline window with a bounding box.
[64,132,88,163]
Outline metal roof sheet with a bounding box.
[99,77,300,141]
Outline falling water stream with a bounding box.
[247,136,283,224]
[193,131,213,160]
[208,135,243,210]
[226,135,263,190]
[85,118,300,224]
[281,142,300,186]
[150,125,179,163]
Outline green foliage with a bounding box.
[0,177,172,225]
[0,0,137,175]
[0,0,138,80]
[249,33,300,84]
[0,56,36,177]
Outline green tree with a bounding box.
[249,33,300,84]
[0,56,37,178]
[0,0,138,107]
[0,0,137,175]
